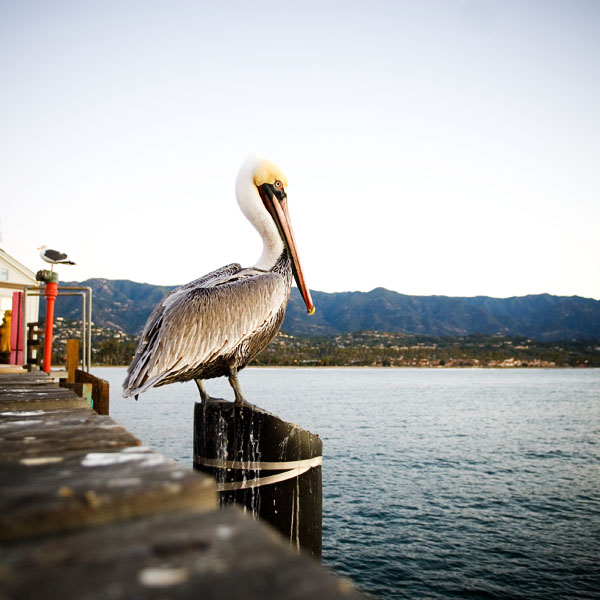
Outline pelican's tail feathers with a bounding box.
[122,370,167,398]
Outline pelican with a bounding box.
[122,156,314,405]
[38,245,76,270]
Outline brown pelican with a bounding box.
[123,156,314,404]
[38,245,76,271]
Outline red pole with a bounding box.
[43,281,58,373]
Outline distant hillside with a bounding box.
[284,288,600,340]
[53,279,600,341]
[57,279,176,334]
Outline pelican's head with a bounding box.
[236,155,314,315]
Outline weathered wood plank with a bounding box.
[0,444,216,541]
[0,384,90,411]
[0,399,216,542]
[0,372,90,411]
[0,385,77,396]
[0,372,53,386]
[0,408,141,460]
[0,506,365,600]
[0,366,28,375]
[0,372,107,412]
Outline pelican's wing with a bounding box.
[133,263,242,352]
[123,263,242,394]
[175,263,244,292]
[123,268,287,396]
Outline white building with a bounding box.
[0,248,40,329]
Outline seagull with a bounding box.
[38,246,76,271]
[122,155,315,405]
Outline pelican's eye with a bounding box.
[271,179,286,201]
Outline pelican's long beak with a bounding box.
[257,184,315,315]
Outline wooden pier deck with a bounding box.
[0,371,365,599]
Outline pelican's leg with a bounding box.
[228,366,246,405]
[194,379,210,403]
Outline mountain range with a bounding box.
[51,279,600,341]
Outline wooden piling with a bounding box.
[75,369,110,415]
[194,399,323,558]
[66,338,79,383]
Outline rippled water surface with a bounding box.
[96,367,600,599]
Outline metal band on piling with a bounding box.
[194,455,323,491]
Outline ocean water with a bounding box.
[96,367,600,599]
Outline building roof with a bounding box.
[0,248,38,285]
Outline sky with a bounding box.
[1,0,599,300]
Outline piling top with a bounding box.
[35,269,58,283]
[195,398,322,463]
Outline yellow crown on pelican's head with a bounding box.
[253,159,288,190]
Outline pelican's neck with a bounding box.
[255,231,284,271]
[236,156,284,271]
